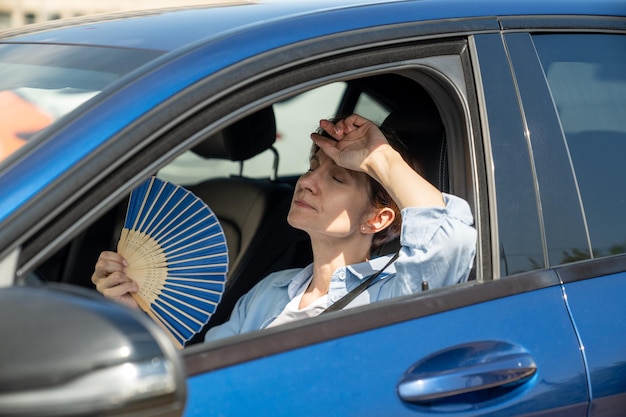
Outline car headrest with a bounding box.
[192,106,276,161]
[382,106,448,192]
[381,106,443,141]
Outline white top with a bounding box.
[266,276,328,328]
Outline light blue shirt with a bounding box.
[205,193,476,342]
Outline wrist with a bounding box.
[365,144,404,184]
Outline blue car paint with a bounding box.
[1,0,625,224]
[563,271,626,405]
[184,286,587,416]
[6,0,626,50]
[0,1,430,52]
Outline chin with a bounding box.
[286,212,300,229]
[287,213,312,234]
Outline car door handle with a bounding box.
[397,341,537,403]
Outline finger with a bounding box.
[116,295,140,310]
[93,260,124,282]
[99,251,128,267]
[102,281,139,299]
[318,119,358,142]
[92,262,115,285]
[345,113,368,127]
[311,132,336,146]
[95,253,128,277]
[334,114,369,136]
[311,132,341,160]
[339,115,358,134]
[318,119,343,140]
[95,271,134,291]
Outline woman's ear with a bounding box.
[363,207,395,234]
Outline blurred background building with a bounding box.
[0,0,241,29]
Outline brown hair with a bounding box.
[312,118,424,252]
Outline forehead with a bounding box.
[311,149,370,183]
[310,148,341,169]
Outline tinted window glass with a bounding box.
[0,43,162,163]
[534,34,626,259]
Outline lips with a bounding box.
[293,198,316,211]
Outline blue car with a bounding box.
[0,0,625,415]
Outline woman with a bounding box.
[92,114,476,342]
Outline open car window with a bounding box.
[158,83,347,184]
[158,81,393,186]
[20,39,480,351]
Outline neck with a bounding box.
[308,235,370,292]
[298,234,371,309]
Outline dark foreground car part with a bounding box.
[0,285,186,417]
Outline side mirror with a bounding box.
[0,284,186,417]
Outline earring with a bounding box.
[361,226,366,232]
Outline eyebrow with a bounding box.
[311,152,337,168]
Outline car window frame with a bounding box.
[471,33,546,278]
[157,39,487,364]
[14,36,489,278]
[11,27,495,348]
[505,32,592,267]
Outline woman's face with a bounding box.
[287,149,374,240]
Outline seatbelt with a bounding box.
[320,252,400,315]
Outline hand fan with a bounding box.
[117,176,228,349]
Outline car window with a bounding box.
[158,82,349,185]
[353,92,390,124]
[534,34,626,259]
[18,35,477,351]
[0,43,162,163]
[157,82,393,186]
[158,84,393,186]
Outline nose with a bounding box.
[298,169,320,194]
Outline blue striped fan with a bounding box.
[117,176,228,349]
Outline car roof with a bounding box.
[1,0,624,51]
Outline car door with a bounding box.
[184,275,585,416]
[180,27,590,416]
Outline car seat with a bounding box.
[186,107,311,343]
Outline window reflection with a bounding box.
[535,34,626,259]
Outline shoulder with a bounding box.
[240,267,306,303]
[442,193,474,224]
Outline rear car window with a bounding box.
[534,34,626,258]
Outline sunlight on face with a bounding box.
[287,149,374,239]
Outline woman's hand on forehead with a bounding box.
[311,114,391,175]
[311,114,444,210]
